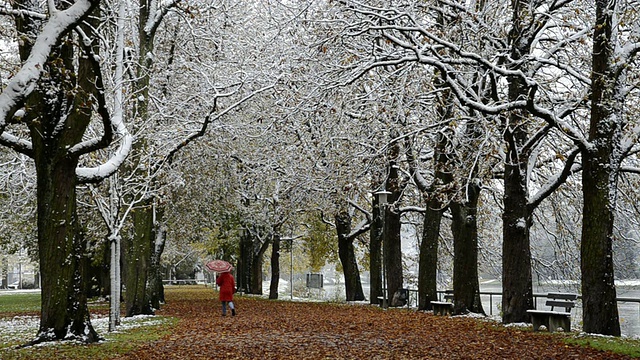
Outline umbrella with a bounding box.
[205,259,233,273]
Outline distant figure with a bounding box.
[216,271,236,316]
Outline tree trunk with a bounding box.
[385,148,405,306]
[335,211,366,301]
[269,235,281,299]
[419,205,442,310]
[581,0,622,336]
[21,7,100,342]
[414,130,453,311]
[501,134,534,323]
[250,253,264,295]
[581,154,621,336]
[33,145,99,343]
[124,200,154,316]
[249,230,270,295]
[237,230,253,293]
[501,1,536,323]
[385,205,403,306]
[147,208,166,310]
[451,183,484,315]
[369,196,383,305]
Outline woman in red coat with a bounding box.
[216,271,236,316]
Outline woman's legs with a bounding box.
[221,301,228,316]
[229,301,236,316]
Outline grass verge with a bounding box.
[565,336,640,358]
[0,292,41,313]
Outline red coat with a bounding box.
[216,272,235,302]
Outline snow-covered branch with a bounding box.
[160,82,277,169]
[144,0,181,37]
[528,147,581,211]
[0,0,97,133]
[0,4,46,19]
[76,1,133,184]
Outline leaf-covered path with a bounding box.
[118,286,631,359]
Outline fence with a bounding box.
[162,279,206,285]
[399,290,639,315]
[474,290,640,337]
[1,272,38,289]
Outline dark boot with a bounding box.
[231,309,236,316]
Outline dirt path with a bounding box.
[117,286,631,360]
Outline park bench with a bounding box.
[377,288,410,307]
[527,292,578,332]
[431,290,454,316]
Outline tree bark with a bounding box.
[501,125,534,323]
[147,208,166,310]
[124,200,154,316]
[31,85,100,344]
[369,196,383,305]
[419,204,443,310]
[250,253,264,295]
[451,182,484,315]
[335,211,366,301]
[249,228,270,295]
[412,130,453,311]
[269,235,281,299]
[237,230,253,293]
[581,0,622,336]
[35,165,100,342]
[385,144,405,306]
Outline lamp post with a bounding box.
[375,189,391,309]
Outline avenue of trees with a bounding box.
[0,0,638,343]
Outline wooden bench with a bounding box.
[431,290,454,316]
[527,292,578,332]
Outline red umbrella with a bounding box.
[205,259,233,273]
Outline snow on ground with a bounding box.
[0,315,39,344]
[0,312,171,346]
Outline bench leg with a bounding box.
[531,315,549,332]
[549,316,571,332]
[432,304,453,316]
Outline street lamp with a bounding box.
[374,189,391,309]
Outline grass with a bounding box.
[0,292,41,313]
[565,336,640,358]
[0,291,178,359]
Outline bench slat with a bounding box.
[546,292,578,300]
[546,300,575,309]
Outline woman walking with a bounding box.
[216,271,236,316]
